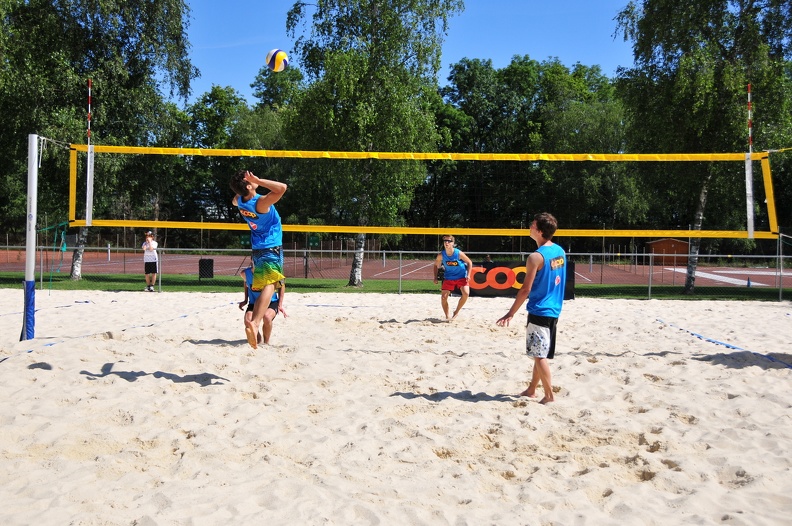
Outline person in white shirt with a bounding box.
[142,230,158,292]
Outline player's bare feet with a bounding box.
[244,325,258,349]
[539,396,554,405]
[519,388,538,398]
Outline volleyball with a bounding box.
[266,49,289,72]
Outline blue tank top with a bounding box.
[526,243,566,318]
[441,248,467,280]
[237,194,282,249]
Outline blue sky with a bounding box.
[184,0,635,104]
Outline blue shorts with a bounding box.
[251,247,285,292]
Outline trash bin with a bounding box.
[199,258,214,279]
[564,260,575,300]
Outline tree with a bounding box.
[184,85,293,248]
[537,61,637,232]
[430,56,632,252]
[285,0,463,286]
[251,65,305,110]
[439,57,544,232]
[0,0,197,277]
[616,0,792,292]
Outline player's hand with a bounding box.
[279,306,287,318]
[496,314,512,327]
[238,301,247,310]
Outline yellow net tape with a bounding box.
[70,144,764,162]
[67,145,777,238]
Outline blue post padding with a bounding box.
[21,280,35,341]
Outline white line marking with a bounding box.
[666,268,767,286]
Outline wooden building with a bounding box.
[646,238,689,265]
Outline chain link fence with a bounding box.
[1,244,789,300]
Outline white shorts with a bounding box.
[525,323,552,358]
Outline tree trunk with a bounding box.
[347,233,365,287]
[69,226,89,280]
[684,173,712,294]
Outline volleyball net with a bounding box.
[67,144,780,240]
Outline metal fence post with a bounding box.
[157,249,162,292]
[780,234,785,302]
[398,251,402,294]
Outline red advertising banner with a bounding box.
[468,260,575,299]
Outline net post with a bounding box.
[745,153,754,238]
[85,79,94,226]
[746,84,755,239]
[21,134,38,341]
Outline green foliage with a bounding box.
[0,0,196,240]
[252,66,305,109]
[616,0,792,232]
[284,0,462,231]
[422,55,635,250]
[0,0,789,255]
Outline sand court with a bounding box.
[1,289,790,524]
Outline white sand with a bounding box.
[0,289,790,525]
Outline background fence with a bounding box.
[1,244,789,300]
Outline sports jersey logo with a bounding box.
[446,261,459,266]
[239,209,258,219]
[555,275,562,286]
[549,257,565,270]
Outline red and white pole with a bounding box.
[87,78,92,143]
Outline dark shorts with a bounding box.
[144,262,158,275]
[526,313,558,359]
[246,300,280,317]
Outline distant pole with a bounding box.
[745,84,754,238]
[747,84,753,154]
[86,79,94,226]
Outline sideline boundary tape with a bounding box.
[656,318,792,369]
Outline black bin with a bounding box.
[199,258,214,279]
[564,260,575,300]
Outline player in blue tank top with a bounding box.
[497,213,567,404]
[433,235,473,321]
[231,170,287,349]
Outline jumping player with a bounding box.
[230,170,287,349]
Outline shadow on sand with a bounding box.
[391,389,517,403]
[80,362,229,386]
